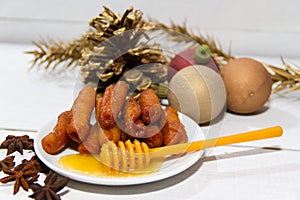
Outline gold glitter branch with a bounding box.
[264,57,300,93]
[152,20,234,66]
[25,37,85,70]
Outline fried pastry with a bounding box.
[139,89,162,124]
[68,85,96,142]
[98,123,121,146]
[77,123,100,154]
[143,126,163,148]
[97,81,128,129]
[42,111,72,154]
[162,106,188,145]
[123,97,145,138]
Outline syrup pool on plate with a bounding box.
[58,154,165,177]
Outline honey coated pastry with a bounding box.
[162,106,188,145]
[42,111,72,154]
[78,123,100,154]
[70,85,96,142]
[139,89,162,124]
[98,123,121,146]
[123,97,145,138]
[143,126,163,148]
[97,81,128,129]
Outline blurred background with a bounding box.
[0,0,299,58]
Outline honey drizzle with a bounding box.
[58,154,164,177]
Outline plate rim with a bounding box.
[34,112,204,186]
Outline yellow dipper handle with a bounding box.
[151,126,283,157]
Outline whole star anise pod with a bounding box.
[29,171,69,200]
[21,156,50,174]
[0,160,39,194]
[0,135,34,155]
[0,155,15,171]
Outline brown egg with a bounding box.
[220,58,272,114]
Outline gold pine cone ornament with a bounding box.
[80,7,168,95]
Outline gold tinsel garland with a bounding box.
[26,6,300,94]
[264,57,300,93]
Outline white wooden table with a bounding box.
[0,43,300,200]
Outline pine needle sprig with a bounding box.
[152,20,234,66]
[25,37,85,71]
[264,57,300,93]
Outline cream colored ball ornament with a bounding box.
[167,65,226,124]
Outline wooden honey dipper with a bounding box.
[100,126,283,171]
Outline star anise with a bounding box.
[0,135,34,155]
[0,160,39,194]
[0,155,15,171]
[21,156,50,174]
[29,171,69,200]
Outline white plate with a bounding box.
[35,112,204,186]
